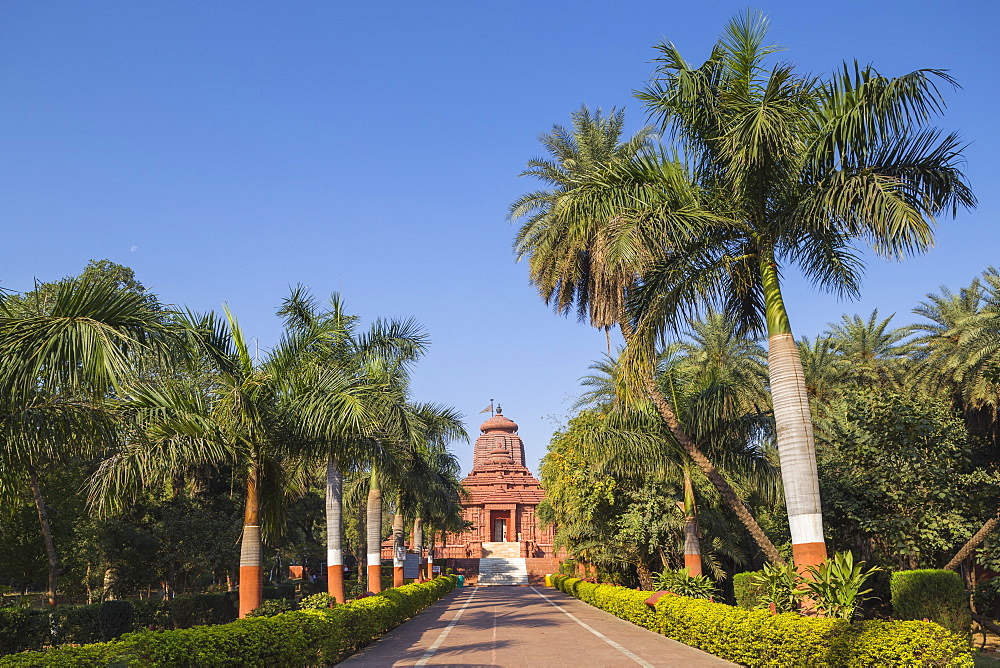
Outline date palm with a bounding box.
[621,10,974,566]
[825,310,915,388]
[512,95,783,563]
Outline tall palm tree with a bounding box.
[90,307,313,617]
[512,102,784,564]
[615,10,974,567]
[0,276,172,606]
[391,403,466,586]
[277,287,431,601]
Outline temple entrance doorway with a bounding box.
[490,510,510,541]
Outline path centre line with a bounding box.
[530,586,656,668]
[413,585,480,666]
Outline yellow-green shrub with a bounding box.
[551,575,971,667]
[0,576,457,667]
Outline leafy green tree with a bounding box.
[815,388,997,570]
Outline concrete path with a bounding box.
[339,586,736,667]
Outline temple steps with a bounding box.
[481,541,521,558]
[477,557,529,586]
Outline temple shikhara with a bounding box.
[439,408,559,584]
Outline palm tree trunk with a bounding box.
[238,465,263,618]
[414,516,425,581]
[426,529,435,579]
[682,467,702,576]
[944,512,1000,571]
[325,456,345,603]
[28,468,58,607]
[358,497,366,591]
[366,467,383,593]
[761,256,827,569]
[636,558,654,591]
[392,492,405,588]
[622,322,784,565]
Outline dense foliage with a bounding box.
[891,570,971,636]
[0,593,238,656]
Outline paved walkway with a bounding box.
[339,586,736,667]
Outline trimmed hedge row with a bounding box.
[891,570,971,636]
[0,593,239,656]
[551,575,971,667]
[0,576,457,667]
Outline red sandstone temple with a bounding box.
[381,408,560,584]
[443,408,556,559]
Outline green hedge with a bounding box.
[732,571,765,609]
[0,593,239,656]
[551,575,971,667]
[891,569,971,636]
[0,576,457,667]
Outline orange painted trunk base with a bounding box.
[238,566,262,618]
[328,565,344,604]
[683,553,702,575]
[367,564,382,593]
[792,541,828,571]
[394,566,404,587]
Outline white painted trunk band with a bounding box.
[327,549,342,566]
[788,513,825,545]
[367,552,381,564]
[240,525,261,567]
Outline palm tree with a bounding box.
[391,403,466,586]
[909,270,1000,570]
[825,310,915,388]
[0,276,171,605]
[277,287,431,602]
[512,102,784,564]
[616,9,975,567]
[90,307,314,617]
[797,335,845,411]
[573,313,776,576]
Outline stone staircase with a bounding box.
[482,542,521,558]
[477,557,529,585]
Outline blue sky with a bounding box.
[1,1,996,474]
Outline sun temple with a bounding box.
[446,408,555,555]
[381,407,560,584]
